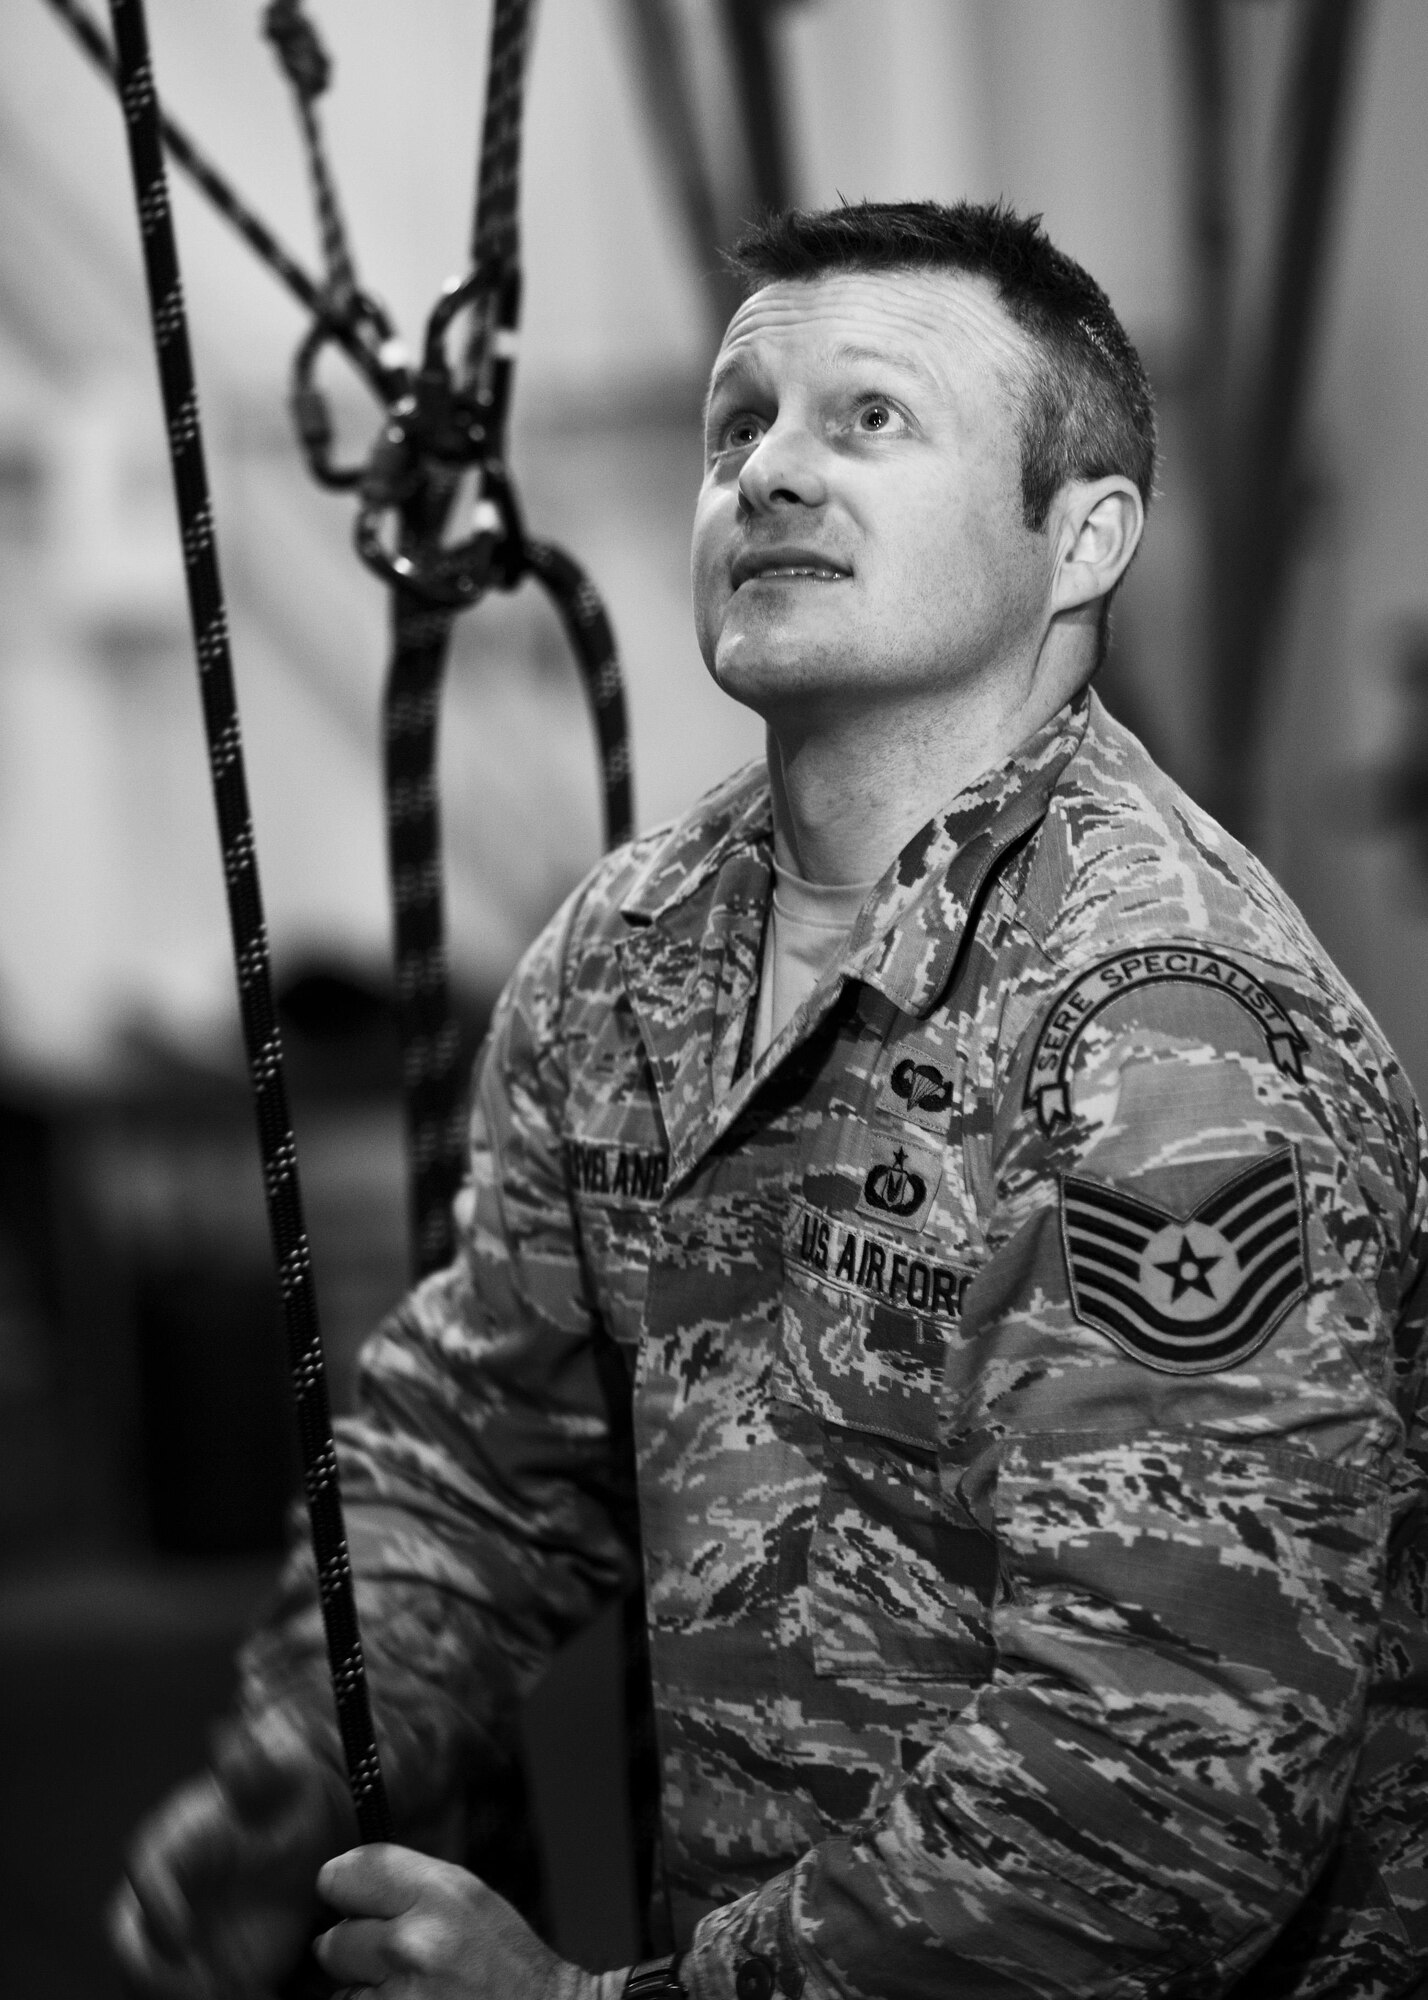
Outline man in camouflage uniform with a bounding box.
[115,203,1428,2000]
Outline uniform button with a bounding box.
[735,1955,776,2000]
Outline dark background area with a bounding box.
[0,974,639,1992]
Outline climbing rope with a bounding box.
[264,1,654,1928]
[265,0,634,1280]
[42,0,392,395]
[262,0,360,317]
[104,0,391,1847]
[63,0,651,1924]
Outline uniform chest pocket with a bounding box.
[774,1267,996,1683]
[775,1249,953,1448]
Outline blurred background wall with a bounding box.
[0,1,1425,1991]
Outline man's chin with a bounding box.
[710,652,831,718]
[708,627,852,714]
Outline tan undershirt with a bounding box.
[751,856,878,1060]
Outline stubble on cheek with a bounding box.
[690,488,730,672]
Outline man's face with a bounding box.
[691,268,1055,720]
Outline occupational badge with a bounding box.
[855,1135,942,1229]
[878,1053,955,1133]
[1060,1147,1308,1373]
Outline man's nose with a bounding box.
[737,421,827,513]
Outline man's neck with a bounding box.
[765,667,1079,885]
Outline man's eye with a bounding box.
[858,402,897,432]
[720,416,764,451]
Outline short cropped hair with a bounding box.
[727,199,1157,537]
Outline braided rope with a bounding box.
[462,0,533,396]
[39,0,394,392]
[380,538,633,1286]
[263,0,361,315]
[523,540,634,850]
[471,0,533,274]
[379,0,537,1282]
[384,586,463,1280]
[105,0,391,1845]
[464,7,658,1929]
[523,535,647,1927]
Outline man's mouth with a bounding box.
[732,551,852,588]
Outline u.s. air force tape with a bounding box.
[1026,946,1309,1132]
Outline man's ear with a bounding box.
[1048,476,1145,616]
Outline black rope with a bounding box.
[523,540,634,850]
[262,0,361,316]
[40,0,391,395]
[471,0,534,275]
[255,0,654,1931]
[383,587,463,1280]
[105,0,391,1847]
[374,0,539,1284]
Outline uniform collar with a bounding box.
[619,762,773,926]
[842,696,1089,1016]
[615,696,1089,1186]
[620,698,1086,951]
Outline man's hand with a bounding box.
[315,1845,606,2000]
[109,1710,354,1998]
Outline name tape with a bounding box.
[566,1140,668,1203]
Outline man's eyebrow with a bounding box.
[828,341,934,380]
[704,340,932,424]
[704,353,762,421]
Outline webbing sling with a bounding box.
[105,0,391,1846]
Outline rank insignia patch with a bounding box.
[878,1054,955,1133]
[1060,1148,1307,1374]
[855,1136,942,1230]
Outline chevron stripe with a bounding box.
[1061,1150,1308,1374]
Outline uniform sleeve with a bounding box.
[238,893,638,1825]
[684,947,1428,2000]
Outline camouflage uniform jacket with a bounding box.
[245,693,1428,2000]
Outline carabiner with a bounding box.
[289,291,408,491]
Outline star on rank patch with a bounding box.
[1060,1148,1308,1374]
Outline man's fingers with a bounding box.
[109,1878,230,2000]
[123,1773,238,1956]
[210,1712,322,1820]
[313,1913,400,1984]
[317,1843,435,1919]
[110,1880,186,1994]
